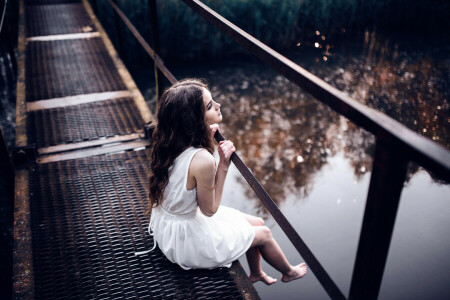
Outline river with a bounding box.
[136,29,450,299]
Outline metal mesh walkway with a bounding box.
[26,3,93,36]
[28,97,144,147]
[29,150,244,299]
[14,0,258,298]
[25,37,127,101]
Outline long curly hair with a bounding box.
[148,79,214,211]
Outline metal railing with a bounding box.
[100,0,450,299]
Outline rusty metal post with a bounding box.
[0,127,14,201]
[148,0,163,102]
[349,137,409,300]
[112,0,123,57]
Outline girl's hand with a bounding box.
[218,140,235,168]
[210,124,219,139]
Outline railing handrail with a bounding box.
[101,1,450,299]
[178,0,450,181]
[106,0,449,180]
[214,131,346,299]
[106,0,176,84]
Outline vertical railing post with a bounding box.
[349,137,409,300]
[148,0,163,102]
[112,0,123,57]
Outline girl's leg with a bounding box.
[243,213,307,283]
[251,226,307,282]
[246,246,277,285]
[243,214,277,284]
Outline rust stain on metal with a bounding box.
[16,0,27,147]
[13,2,34,297]
[229,261,261,300]
[13,169,35,300]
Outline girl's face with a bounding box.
[203,87,222,125]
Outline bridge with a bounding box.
[1,0,449,299]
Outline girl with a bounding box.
[146,79,307,284]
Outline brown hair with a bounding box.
[148,79,214,211]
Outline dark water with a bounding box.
[138,30,450,299]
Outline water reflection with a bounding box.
[197,31,449,214]
[214,77,341,209]
[213,77,376,215]
[337,29,449,148]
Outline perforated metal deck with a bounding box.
[25,37,127,101]
[28,97,144,148]
[29,150,244,299]
[26,3,94,37]
[26,0,81,5]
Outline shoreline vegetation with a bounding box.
[91,0,449,65]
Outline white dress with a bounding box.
[143,147,255,270]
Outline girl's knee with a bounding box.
[255,217,265,226]
[260,226,273,242]
[253,225,274,246]
[244,214,265,226]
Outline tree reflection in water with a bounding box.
[199,31,449,214]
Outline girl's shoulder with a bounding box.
[192,148,214,162]
[190,148,215,173]
[190,148,216,186]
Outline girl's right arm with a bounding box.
[192,141,235,217]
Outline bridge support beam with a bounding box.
[349,137,409,300]
[111,0,123,57]
[148,0,163,102]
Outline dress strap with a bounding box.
[134,212,157,256]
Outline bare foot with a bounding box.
[249,272,278,285]
[281,263,307,282]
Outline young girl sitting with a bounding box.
[145,79,307,285]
